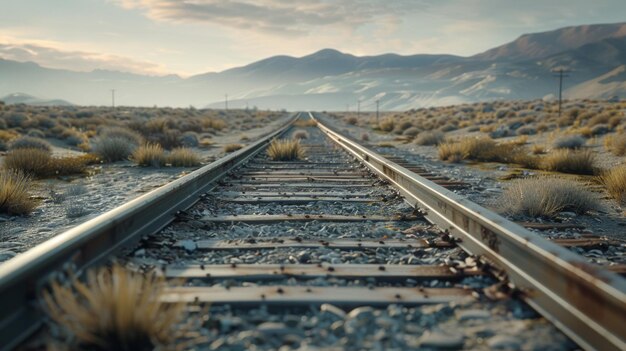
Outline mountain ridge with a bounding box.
[1,22,625,110]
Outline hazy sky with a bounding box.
[1,0,625,76]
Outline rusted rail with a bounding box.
[312,112,626,351]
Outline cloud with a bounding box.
[0,38,169,75]
[111,0,424,36]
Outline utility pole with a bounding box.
[346,104,350,112]
[376,99,380,124]
[552,68,570,118]
[357,99,361,119]
[225,94,228,110]
[111,89,115,108]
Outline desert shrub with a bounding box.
[153,129,182,149]
[0,130,17,142]
[42,264,186,351]
[438,142,464,163]
[541,149,596,175]
[393,120,413,135]
[489,127,512,139]
[9,136,51,152]
[605,133,626,156]
[531,144,545,155]
[415,131,445,146]
[360,133,370,141]
[4,148,51,175]
[0,118,6,129]
[92,137,135,162]
[47,155,96,176]
[0,170,36,215]
[516,126,536,135]
[345,116,358,125]
[167,147,201,167]
[500,177,600,218]
[609,116,622,128]
[202,117,227,131]
[132,144,165,167]
[267,139,304,161]
[27,129,46,138]
[293,130,309,139]
[553,135,586,149]
[224,144,243,153]
[602,165,626,206]
[590,124,610,136]
[402,127,421,137]
[439,123,457,132]
[378,117,395,132]
[5,113,28,128]
[100,127,143,145]
[294,119,317,127]
[179,131,199,147]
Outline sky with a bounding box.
[1,0,625,77]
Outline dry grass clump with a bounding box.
[294,119,317,127]
[4,148,52,175]
[9,136,51,151]
[43,264,186,351]
[604,133,626,156]
[292,130,309,139]
[500,177,600,218]
[4,149,96,177]
[378,117,395,132]
[132,144,165,167]
[345,116,358,125]
[601,165,626,206]
[531,144,545,155]
[438,142,464,163]
[541,149,596,175]
[415,131,445,146]
[553,135,586,149]
[267,139,305,161]
[0,170,36,215]
[92,127,143,162]
[167,147,201,167]
[224,143,244,153]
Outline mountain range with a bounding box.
[1,22,625,110]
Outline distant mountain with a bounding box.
[473,22,626,61]
[0,92,72,106]
[1,22,625,110]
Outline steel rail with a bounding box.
[312,112,626,351]
[0,113,299,351]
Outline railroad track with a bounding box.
[0,112,625,350]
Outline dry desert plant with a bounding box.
[4,148,52,175]
[415,131,445,146]
[267,139,305,161]
[223,143,243,153]
[167,147,201,167]
[553,135,586,149]
[601,165,626,206]
[604,133,626,156]
[132,143,165,167]
[500,177,601,218]
[292,130,309,139]
[42,264,187,351]
[9,136,52,152]
[294,119,317,127]
[0,170,36,215]
[541,149,596,175]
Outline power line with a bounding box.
[552,68,570,118]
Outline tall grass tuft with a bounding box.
[9,136,52,152]
[267,139,305,161]
[167,147,201,167]
[541,149,596,175]
[132,143,165,167]
[223,143,243,153]
[0,170,37,215]
[43,264,186,351]
[602,165,626,206]
[500,177,601,218]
